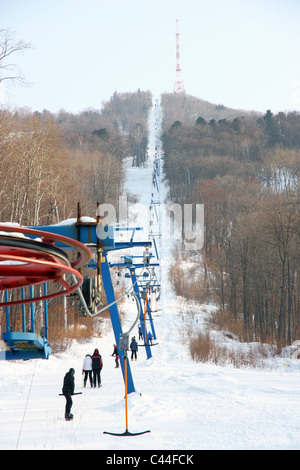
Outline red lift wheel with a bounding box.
[0,224,92,306]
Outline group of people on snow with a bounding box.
[138,324,153,344]
[62,328,154,420]
[82,348,103,388]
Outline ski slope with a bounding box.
[1,102,300,451]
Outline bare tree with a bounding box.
[0,28,31,85]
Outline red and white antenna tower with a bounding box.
[174,19,185,94]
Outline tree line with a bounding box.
[161,93,300,347]
[0,90,152,226]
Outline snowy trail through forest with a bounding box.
[1,101,300,451]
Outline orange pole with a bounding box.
[124,354,128,431]
[144,291,148,342]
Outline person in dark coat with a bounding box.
[130,336,138,361]
[92,348,103,387]
[111,344,119,368]
[147,331,153,344]
[62,368,75,420]
[138,324,143,340]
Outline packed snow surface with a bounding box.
[1,103,300,451]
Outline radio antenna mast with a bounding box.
[174,19,185,93]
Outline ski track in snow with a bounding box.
[1,101,300,450]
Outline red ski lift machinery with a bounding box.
[0,224,92,360]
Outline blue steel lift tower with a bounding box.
[110,254,159,360]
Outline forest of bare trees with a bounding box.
[0,90,152,226]
[162,93,300,348]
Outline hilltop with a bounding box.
[160,92,259,129]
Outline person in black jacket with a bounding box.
[130,336,138,361]
[111,344,119,368]
[92,349,103,387]
[62,368,75,420]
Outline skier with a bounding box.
[111,344,119,368]
[82,353,93,387]
[130,336,138,361]
[62,368,75,420]
[147,331,153,344]
[138,324,143,340]
[92,348,103,387]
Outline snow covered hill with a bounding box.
[1,100,300,451]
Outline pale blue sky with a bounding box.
[1,0,300,114]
